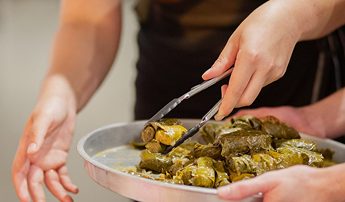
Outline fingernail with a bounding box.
[63,195,73,202]
[215,113,225,121]
[202,69,211,77]
[27,143,37,154]
[218,186,234,196]
[217,186,226,193]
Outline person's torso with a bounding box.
[133,1,344,121]
[136,0,266,29]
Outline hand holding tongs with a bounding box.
[146,67,233,154]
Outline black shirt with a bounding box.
[134,0,341,120]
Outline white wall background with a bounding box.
[0,0,137,201]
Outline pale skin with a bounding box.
[12,0,122,201]
[219,88,345,201]
[204,0,345,120]
[12,0,345,201]
[214,0,345,200]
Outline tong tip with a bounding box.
[162,126,200,155]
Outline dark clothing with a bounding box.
[134,1,344,120]
[136,0,265,27]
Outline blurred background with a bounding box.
[0,0,137,201]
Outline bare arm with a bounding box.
[296,0,345,40]
[44,0,122,111]
[12,1,122,201]
[301,88,345,139]
[219,163,345,201]
[203,0,345,120]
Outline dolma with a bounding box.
[316,148,334,160]
[261,116,300,139]
[199,123,220,144]
[168,156,191,175]
[230,115,262,130]
[130,116,336,189]
[213,161,230,187]
[141,119,187,145]
[228,149,308,176]
[228,155,257,175]
[217,130,272,156]
[191,143,222,159]
[145,139,166,153]
[267,150,304,169]
[139,150,173,173]
[230,173,255,182]
[193,157,216,187]
[175,157,216,188]
[277,146,324,166]
[277,139,317,151]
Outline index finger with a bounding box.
[12,161,31,202]
[28,165,46,202]
[27,115,51,155]
[202,36,238,80]
[217,173,278,200]
[12,130,31,202]
[215,50,256,120]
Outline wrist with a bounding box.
[280,0,318,41]
[39,74,78,113]
[260,0,304,43]
[319,164,345,201]
[292,0,335,41]
[297,106,327,138]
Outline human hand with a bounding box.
[218,165,345,202]
[202,0,304,120]
[12,76,79,202]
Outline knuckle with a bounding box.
[215,55,229,66]
[273,66,285,79]
[238,96,254,107]
[31,110,43,122]
[27,170,35,182]
[58,166,68,175]
[258,58,276,73]
[45,169,58,180]
[21,198,30,202]
[267,60,285,78]
[244,49,261,64]
[263,62,275,72]
[233,184,249,197]
[231,87,243,98]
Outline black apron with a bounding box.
[133,0,344,121]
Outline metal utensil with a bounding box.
[147,68,233,124]
[162,100,222,154]
[146,68,233,154]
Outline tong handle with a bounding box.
[146,98,181,123]
[147,68,232,124]
[185,68,233,99]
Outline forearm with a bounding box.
[320,163,345,200]
[301,88,345,138]
[276,0,345,137]
[293,0,345,40]
[41,0,122,112]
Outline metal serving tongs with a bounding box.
[145,67,234,154]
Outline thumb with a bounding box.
[233,109,264,118]
[202,38,238,80]
[217,174,277,200]
[221,85,228,98]
[26,115,51,154]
